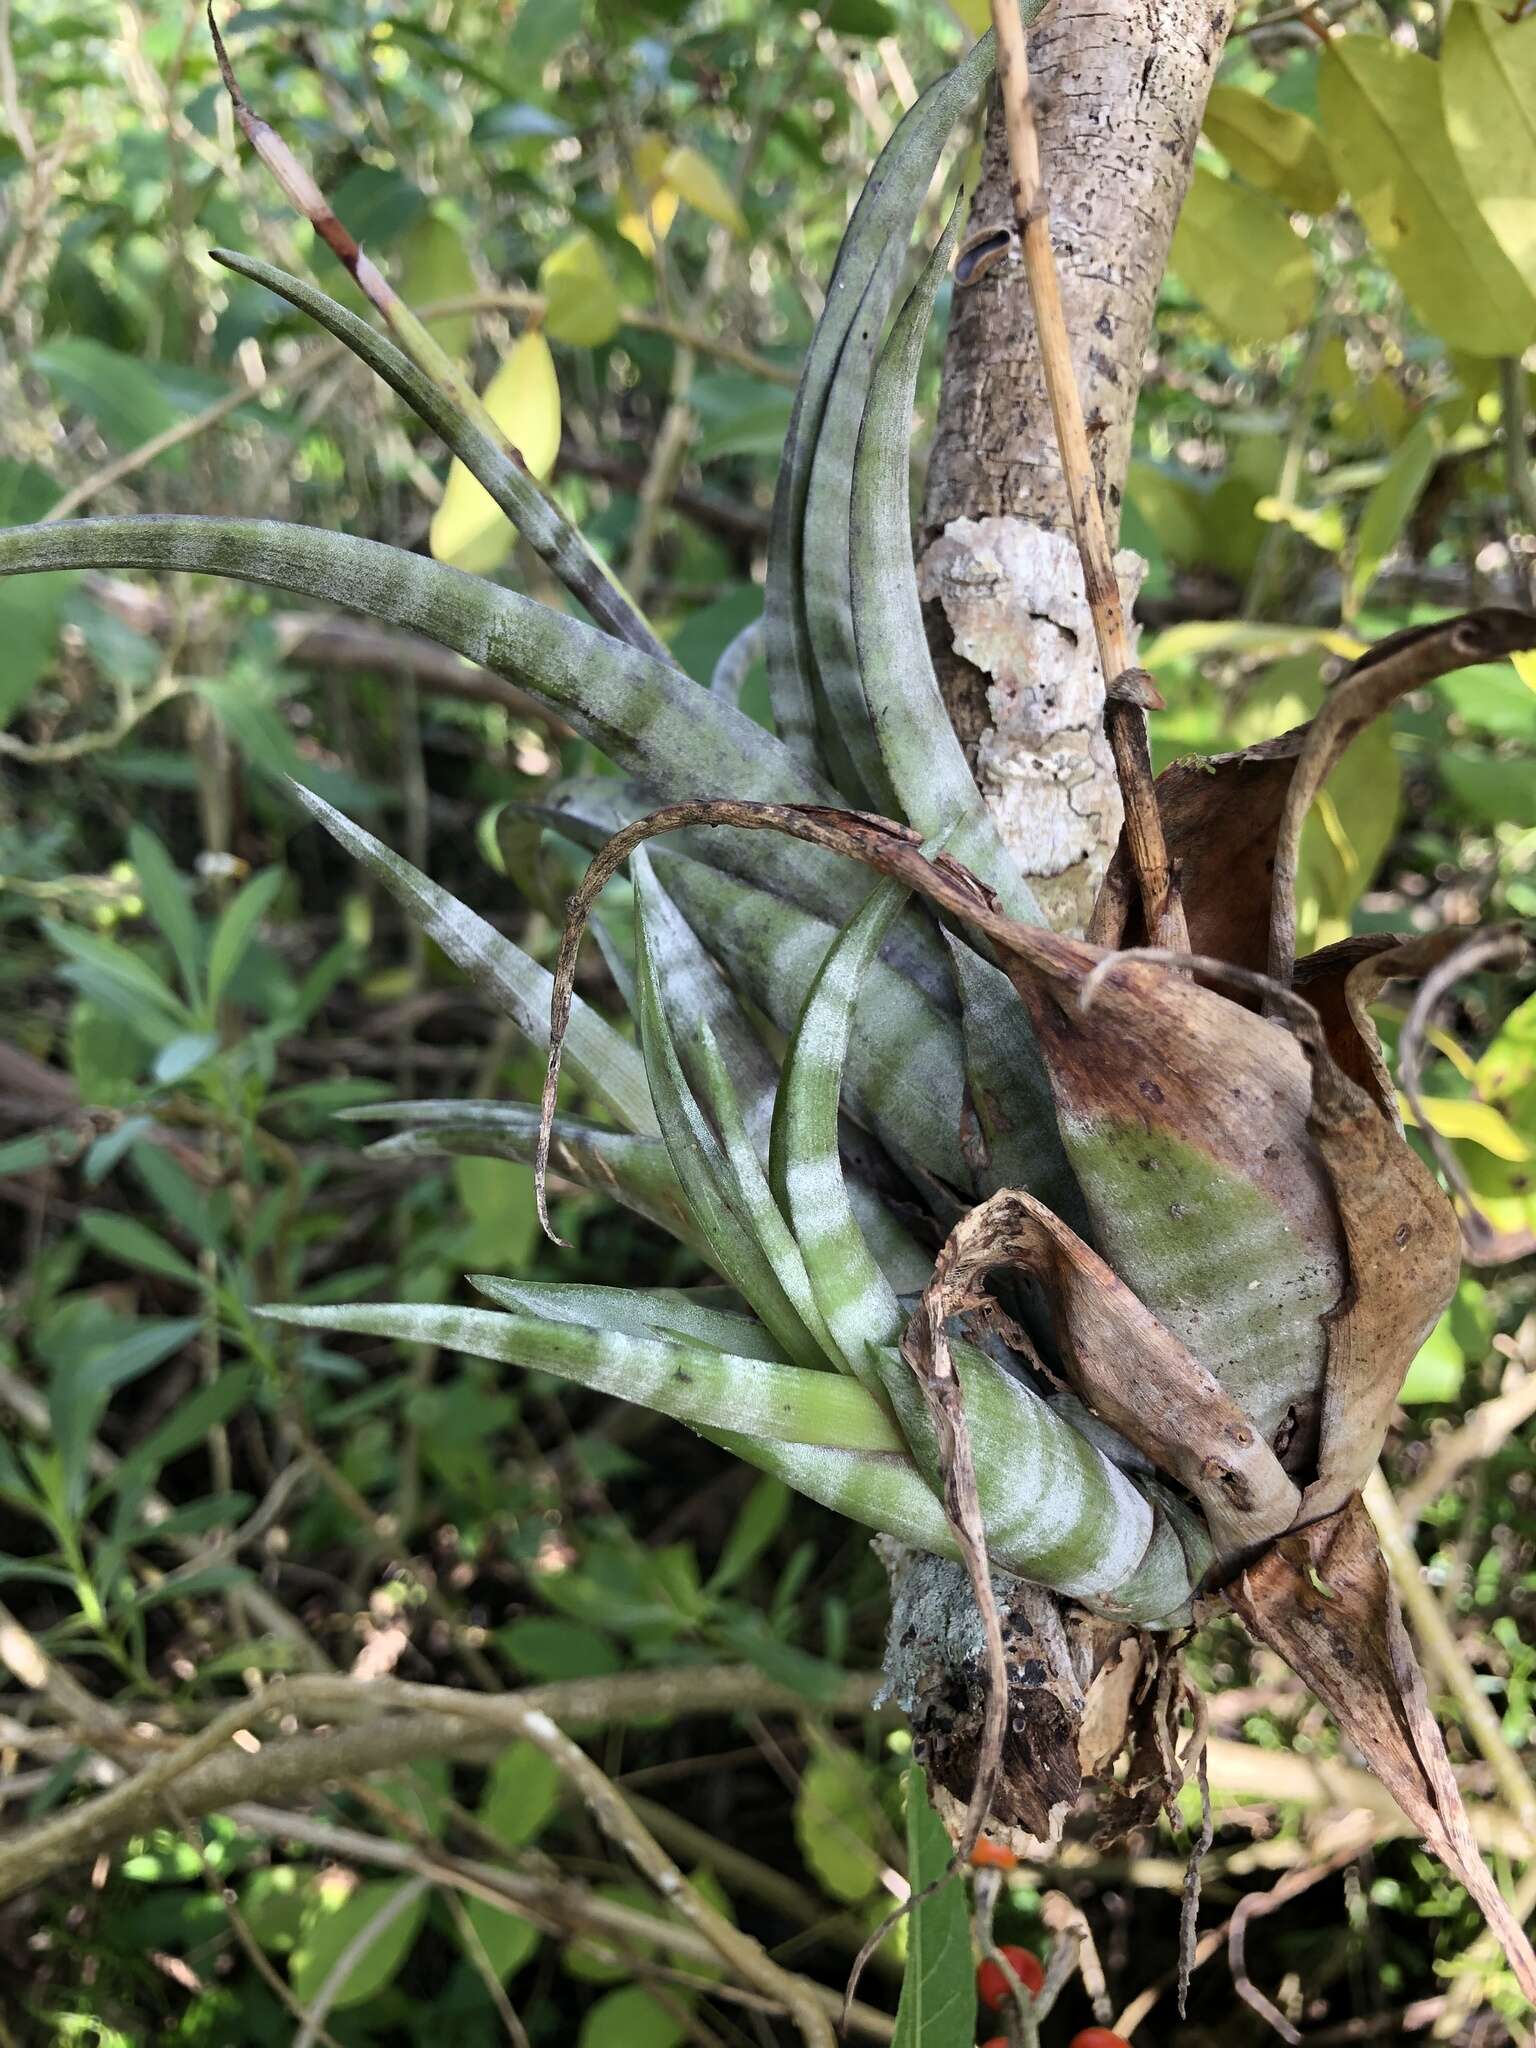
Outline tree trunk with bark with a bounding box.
[888,0,1232,1847]
[921,1,1231,934]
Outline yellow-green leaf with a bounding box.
[1202,85,1339,214]
[1347,406,1447,614]
[1170,167,1317,343]
[620,133,680,257]
[428,329,561,576]
[947,0,991,29]
[660,145,746,237]
[399,211,477,360]
[290,1876,427,2010]
[1319,35,1536,356]
[539,229,623,346]
[1402,1093,1532,1162]
[1442,1,1536,297]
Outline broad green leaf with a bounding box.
[289,1875,427,2010]
[239,1866,307,1954]
[497,1616,621,1680]
[794,1746,885,1903]
[1477,991,1536,1102]
[452,1154,539,1271]
[892,1765,976,2048]
[579,1985,686,2048]
[207,867,283,1007]
[1169,167,1317,342]
[258,1301,904,1452]
[539,230,622,347]
[660,145,745,236]
[31,337,181,451]
[1319,36,1536,355]
[462,1897,540,1981]
[1399,1310,1467,1405]
[479,1739,561,1848]
[429,329,562,575]
[1348,407,1447,614]
[1441,1,1536,296]
[399,209,478,358]
[1202,84,1339,213]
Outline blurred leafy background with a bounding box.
[1,0,1535,2041]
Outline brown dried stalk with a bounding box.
[1267,612,1536,993]
[985,0,1187,954]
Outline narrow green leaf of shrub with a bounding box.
[354,1104,699,1251]
[292,784,657,1136]
[763,26,1002,765]
[210,250,666,660]
[892,1764,976,2048]
[257,1302,901,1451]
[469,1275,787,1362]
[850,218,1041,923]
[207,867,283,1008]
[0,519,827,819]
[127,826,203,1009]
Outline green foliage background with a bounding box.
[1,0,1535,2041]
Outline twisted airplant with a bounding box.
[5,13,1536,1992]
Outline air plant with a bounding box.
[5,9,1536,1996]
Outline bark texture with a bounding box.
[920,0,1230,929]
[884,0,1232,1844]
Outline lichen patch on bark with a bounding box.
[917,517,1142,931]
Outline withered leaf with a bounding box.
[1091,611,1536,992]
[1232,1499,1536,2004]
[913,1186,1300,1563]
[1279,990,1464,1524]
[1269,609,1536,989]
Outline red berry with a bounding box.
[980,2038,1009,2048]
[976,1945,1045,2010]
[1068,2031,1134,2048]
[968,1838,1019,1870]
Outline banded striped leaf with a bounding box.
[470,1275,787,1361]
[0,519,832,822]
[347,1101,700,1251]
[210,251,662,659]
[291,786,657,1137]
[632,886,834,1374]
[764,26,1006,766]
[258,1301,897,1450]
[849,212,1040,928]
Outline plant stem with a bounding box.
[986,0,1187,953]
[1364,1467,1536,1851]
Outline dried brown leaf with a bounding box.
[1232,1498,1536,2004]
[914,1187,1300,1562]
